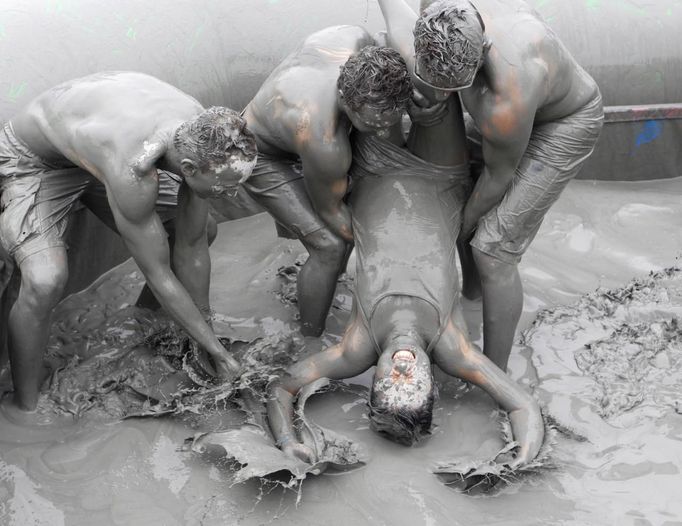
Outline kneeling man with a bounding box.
[0,71,257,417]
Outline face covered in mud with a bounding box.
[175,106,258,199]
[369,345,435,446]
[343,103,404,138]
[184,151,257,199]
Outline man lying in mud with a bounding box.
[267,94,544,470]
[242,26,412,336]
[0,71,257,420]
[378,0,604,371]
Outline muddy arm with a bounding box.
[105,169,239,379]
[299,137,353,242]
[433,324,544,467]
[171,181,211,315]
[377,0,419,74]
[268,321,375,460]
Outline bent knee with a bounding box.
[302,229,346,262]
[19,261,68,308]
[472,247,516,279]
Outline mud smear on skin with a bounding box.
[2,179,682,524]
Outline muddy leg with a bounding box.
[297,228,346,337]
[472,247,522,372]
[6,247,68,411]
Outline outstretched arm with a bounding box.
[433,320,544,467]
[268,318,375,461]
[107,161,239,379]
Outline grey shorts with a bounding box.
[470,92,604,264]
[0,122,180,262]
[241,151,325,239]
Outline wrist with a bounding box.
[276,434,295,448]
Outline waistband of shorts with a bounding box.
[563,90,604,123]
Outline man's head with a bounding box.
[413,0,489,91]
[337,45,412,135]
[369,341,436,446]
[174,107,258,199]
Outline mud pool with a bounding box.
[1,177,682,526]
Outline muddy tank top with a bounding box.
[348,133,470,353]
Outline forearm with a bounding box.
[462,167,513,231]
[142,266,222,355]
[267,385,299,446]
[509,402,544,461]
[305,175,352,242]
[377,0,418,64]
[172,243,211,313]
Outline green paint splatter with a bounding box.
[8,83,27,102]
[188,25,206,53]
[46,0,64,14]
[667,8,673,16]
[535,0,549,7]
[126,27,136,39]
[654,71,664,84]
[585,0,599,10]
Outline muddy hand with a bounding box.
[213,353,241,381]
[282,441,316,464]
[408,89,449,127]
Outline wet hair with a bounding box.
[337,46,412,114]
[413,0,486,88]
[368,368,436,446]
[174,107,257,169]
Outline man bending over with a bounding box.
[378,0,604,371]
[243,26,412,336]
[267,95,544,468]
[0,71,257,418]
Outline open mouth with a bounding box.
[392,349,416,362]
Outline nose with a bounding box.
[394,360,413,376]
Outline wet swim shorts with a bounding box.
[470,91,604,264]
[241,151,325,239]
[0,122,181,263]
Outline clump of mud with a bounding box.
[523,266,682,419]
[433,410,559,494]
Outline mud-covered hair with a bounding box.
[174,107,257,169]
[368,373,436,446]
[414,0,486,88]
[337,45,412,114]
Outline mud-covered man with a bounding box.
[242,26,412,336]
[378,0,604,371]
[0,72,257,419]
[267,94,544,469]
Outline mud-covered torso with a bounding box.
[10,71,202,180]
[462,0,599,127]
[243,25,374,157]
[348,133,469,343]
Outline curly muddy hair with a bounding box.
[174,107,257,169]
[337,45,412,114]
[414,0,486,88]
[368,372,436,446]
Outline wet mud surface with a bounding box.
[2,179,682,525]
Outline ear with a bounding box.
[179,159,197,178]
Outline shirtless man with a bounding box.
[0,71,257,417]
[267,95,544,469]
[378,0,604,371]
[242,26,412,336]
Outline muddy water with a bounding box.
[2,178,682,525]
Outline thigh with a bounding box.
[0,168,90,263]
[472,156,570,264]
[242,157,325,239]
